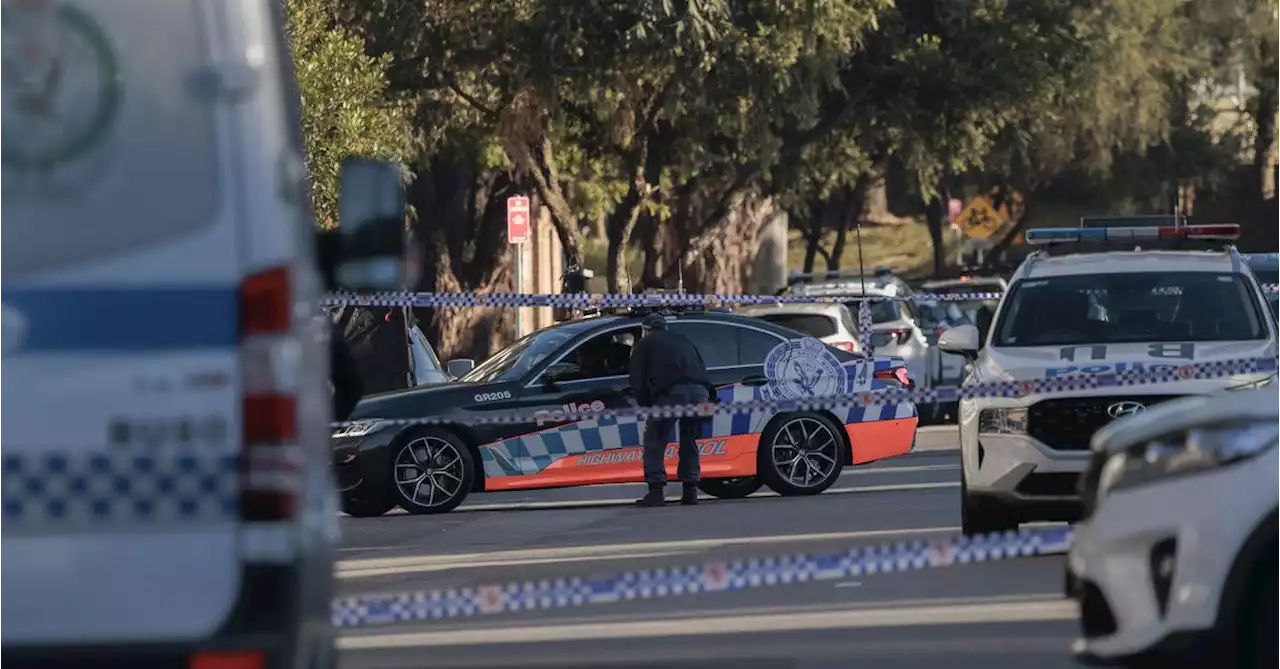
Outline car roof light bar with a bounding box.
[1025,224,1240,245]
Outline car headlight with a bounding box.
[1097,420,1279,498]
[1226,373,1276,391]
[332,420,389,439]
[978,408,1028,434]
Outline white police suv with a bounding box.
[1069,387,1277,669]
[2,1,404,667]
[938,221,1277,535]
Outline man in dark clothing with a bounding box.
[331,320,365,422]
[628,313,713,507]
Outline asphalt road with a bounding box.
[336,427,1087,669]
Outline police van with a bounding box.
[937,220,1277,536]
[2,1,404,667]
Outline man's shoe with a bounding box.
[681,485,699,506]
[634,486,666,507]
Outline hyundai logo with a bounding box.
[1,304,27,356]
[1106,401,1147,418]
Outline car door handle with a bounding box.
[742,375,769,387]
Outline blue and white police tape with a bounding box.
[331,354,1278,430]
[330,525,1073,628]
[324,283,1280,310]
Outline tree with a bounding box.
[284,0,412,228]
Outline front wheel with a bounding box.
[698,477,763,499]
[390,428,476,514]
[758,413,845,496]
[341,494,395,518]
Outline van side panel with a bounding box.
[2,0,244,645]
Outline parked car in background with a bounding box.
[785,281,939,423]
[1244,253,1278,320]
[736,302,862,353]
[918,276,1009,421]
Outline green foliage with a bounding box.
[284,0,412,228]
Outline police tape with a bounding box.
[324,283,1280,310]
[331,354,1277,430]
[330,525,1074,628]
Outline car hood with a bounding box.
[975,340,1275,384]
[347,380,516,421]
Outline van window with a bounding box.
[3,0,220,279]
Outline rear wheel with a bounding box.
[341,494,394,518]
[698,477,763,499]
[391,428,476,514]
[758,413,844,496]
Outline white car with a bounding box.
[938,222,1277,535]
[789,282,937,421]
[736,302,863,353]
[1067,387,1278,669]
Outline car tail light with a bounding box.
[874,367,914,388]
[933,327,947,337]
[830,340,858,352]
[239,268,301,522]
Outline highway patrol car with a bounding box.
[333,309,919,515]
[938,221,1277,535]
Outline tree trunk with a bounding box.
[802,200,824,273]
[925,186,949,277]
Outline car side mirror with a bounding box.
[938,324,981,360]
[542,362,580,386]
[446,359,475,378]
[334,157,406,292]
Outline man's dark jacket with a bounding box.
[330,322,364,422]
[628,329,712,406]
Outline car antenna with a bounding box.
[855,216,867,295]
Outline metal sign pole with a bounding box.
[515,242,525,338]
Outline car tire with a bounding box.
[960,471,1018,536]
[389,428,476,515]
[698,477,763,499]
[341,494,395,518]
[757,413,845,497]
[1229,539,1278,669]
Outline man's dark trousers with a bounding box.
[642,383,711,486]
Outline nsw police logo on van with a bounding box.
[760,337,847,400]
[1,304,28,356]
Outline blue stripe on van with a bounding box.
[2,287,240,353]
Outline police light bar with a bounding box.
[1025,224,1240,245]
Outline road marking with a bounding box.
[445,480,958,514]
[834,581,863,588]
[336,525,961,578]
[338,597,1075,649]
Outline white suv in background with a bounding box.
[737,302,862,353]
[1068,388,1277,669]
[939,223,1277,536]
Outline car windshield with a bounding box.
[919,284,1003,328]
[993,272,1267,347]
[459,328,577,383]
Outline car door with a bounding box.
[668,320,790,476]
[480,325,646,488]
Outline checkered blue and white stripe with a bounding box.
[330,525,1074,628]
[2,449,238,527]
[335,355,1278,431]
[324,284,1280,310]
[480,359,917,479]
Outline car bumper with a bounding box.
[332,432,395,497]
[964,432,1090,500]
[1065,460,1272,664]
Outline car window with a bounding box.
[993,272,1267,347]
[410,327,443,371]
[551,328,642,382]
[670,323,738,368]
[753,313,838,338]
[838,305,859,334]
[847,300,901,324]
[736,326,786,365]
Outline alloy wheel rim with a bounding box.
[769,417,839,488]
[394,436,465,507]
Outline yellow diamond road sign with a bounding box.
[956,197,1005,240]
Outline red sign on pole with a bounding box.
[507,196,530,245]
